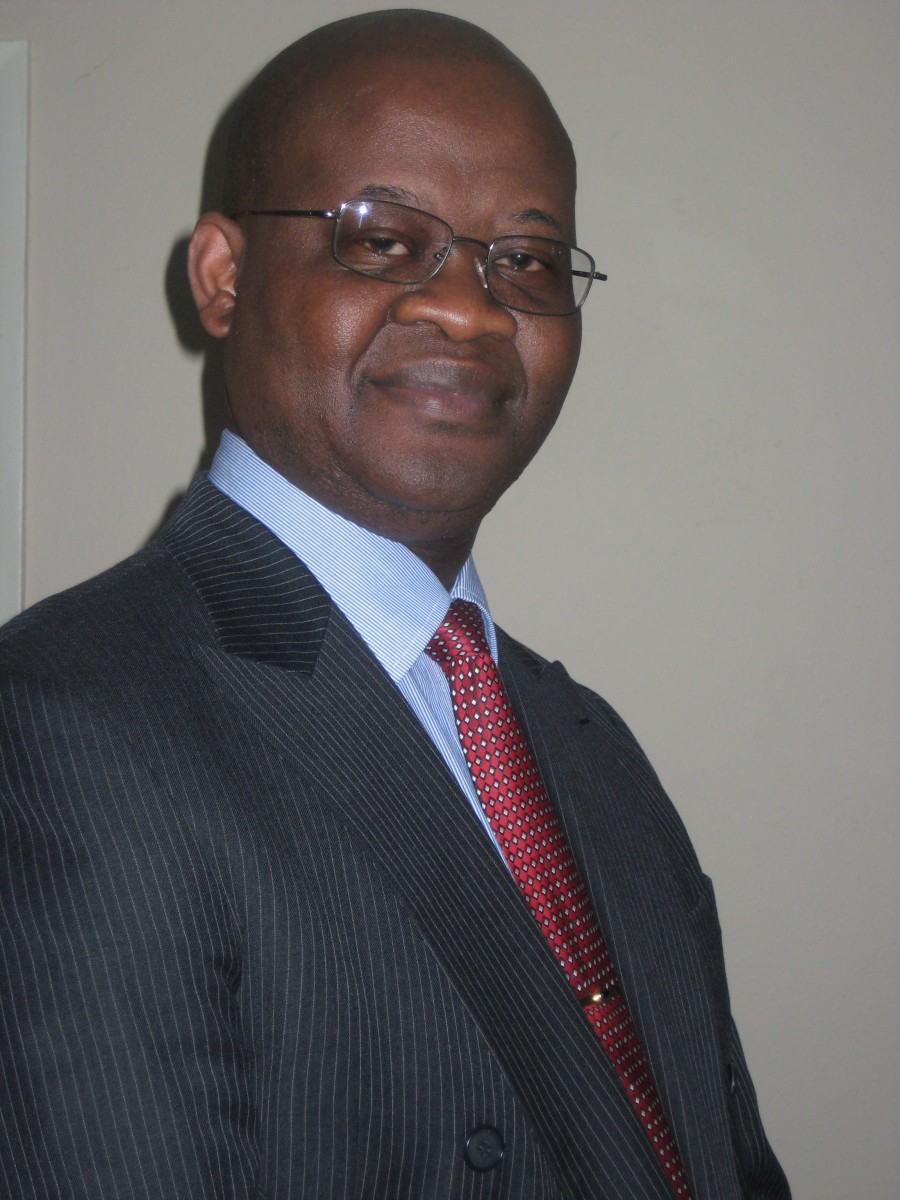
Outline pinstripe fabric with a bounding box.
[0,478,790,1199]
[207,428,504,849]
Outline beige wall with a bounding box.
[3,0,898,1193]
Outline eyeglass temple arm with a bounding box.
[227,209,339,220]
[573,268,608,282]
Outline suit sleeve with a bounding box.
[0,664,257,1199]
[724,1015,791,1199]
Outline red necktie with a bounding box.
[426,600,692,1198]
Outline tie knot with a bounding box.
[426,599,490,670]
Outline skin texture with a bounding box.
[188,14,582,587]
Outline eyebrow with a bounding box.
[353,186,565,236]
[356,184,421,205]
[513,207,564,234]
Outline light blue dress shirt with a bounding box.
[209,429,501,848]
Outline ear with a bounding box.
[187,213,245,338]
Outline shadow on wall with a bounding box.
[154,89,246,537]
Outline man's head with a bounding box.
[188,10,586,583]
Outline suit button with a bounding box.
[464,1125,505,1171]
[726,1062,737,1095]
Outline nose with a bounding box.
[389,242,518,342]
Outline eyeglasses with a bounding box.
[229,199,606,316]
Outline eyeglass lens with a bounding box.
[333,200,594,315]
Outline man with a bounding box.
[0,10,789,1199]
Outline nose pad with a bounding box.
[474,259,489,290]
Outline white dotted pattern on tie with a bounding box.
[427,600,692,1198]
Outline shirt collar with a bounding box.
[208,430,498,680]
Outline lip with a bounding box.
[367,359,510,422]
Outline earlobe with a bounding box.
[187,213,244,338]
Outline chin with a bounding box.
[368,465,509,521]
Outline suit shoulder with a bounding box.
[0,541,227,913]
[0,541,213,830]
[498,629,649,748]
[498,628,705,885]
[0,538,205,686]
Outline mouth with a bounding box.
[366,359,510,424]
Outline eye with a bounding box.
[355,231,414,258]
[493,249,549,274]
[489,237,571,299]
[337,223,431,275]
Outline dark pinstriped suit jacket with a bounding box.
[0,478,789,1199]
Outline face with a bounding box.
[207,54,582,565]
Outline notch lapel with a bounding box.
[498,636,745,1200]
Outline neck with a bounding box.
[405,532,476,590]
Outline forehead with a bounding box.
[266,53,576,232]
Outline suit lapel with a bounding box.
[498,637,744,1200]
[161,476,331,670]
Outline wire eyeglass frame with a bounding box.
[229,199,606,317]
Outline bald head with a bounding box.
[188,8,584,582]
[221,9,573,214]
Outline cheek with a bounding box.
[258,287,379,419]
[520,318,581,428]
[292,271,388,361]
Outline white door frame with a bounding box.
[0,42,28,623]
